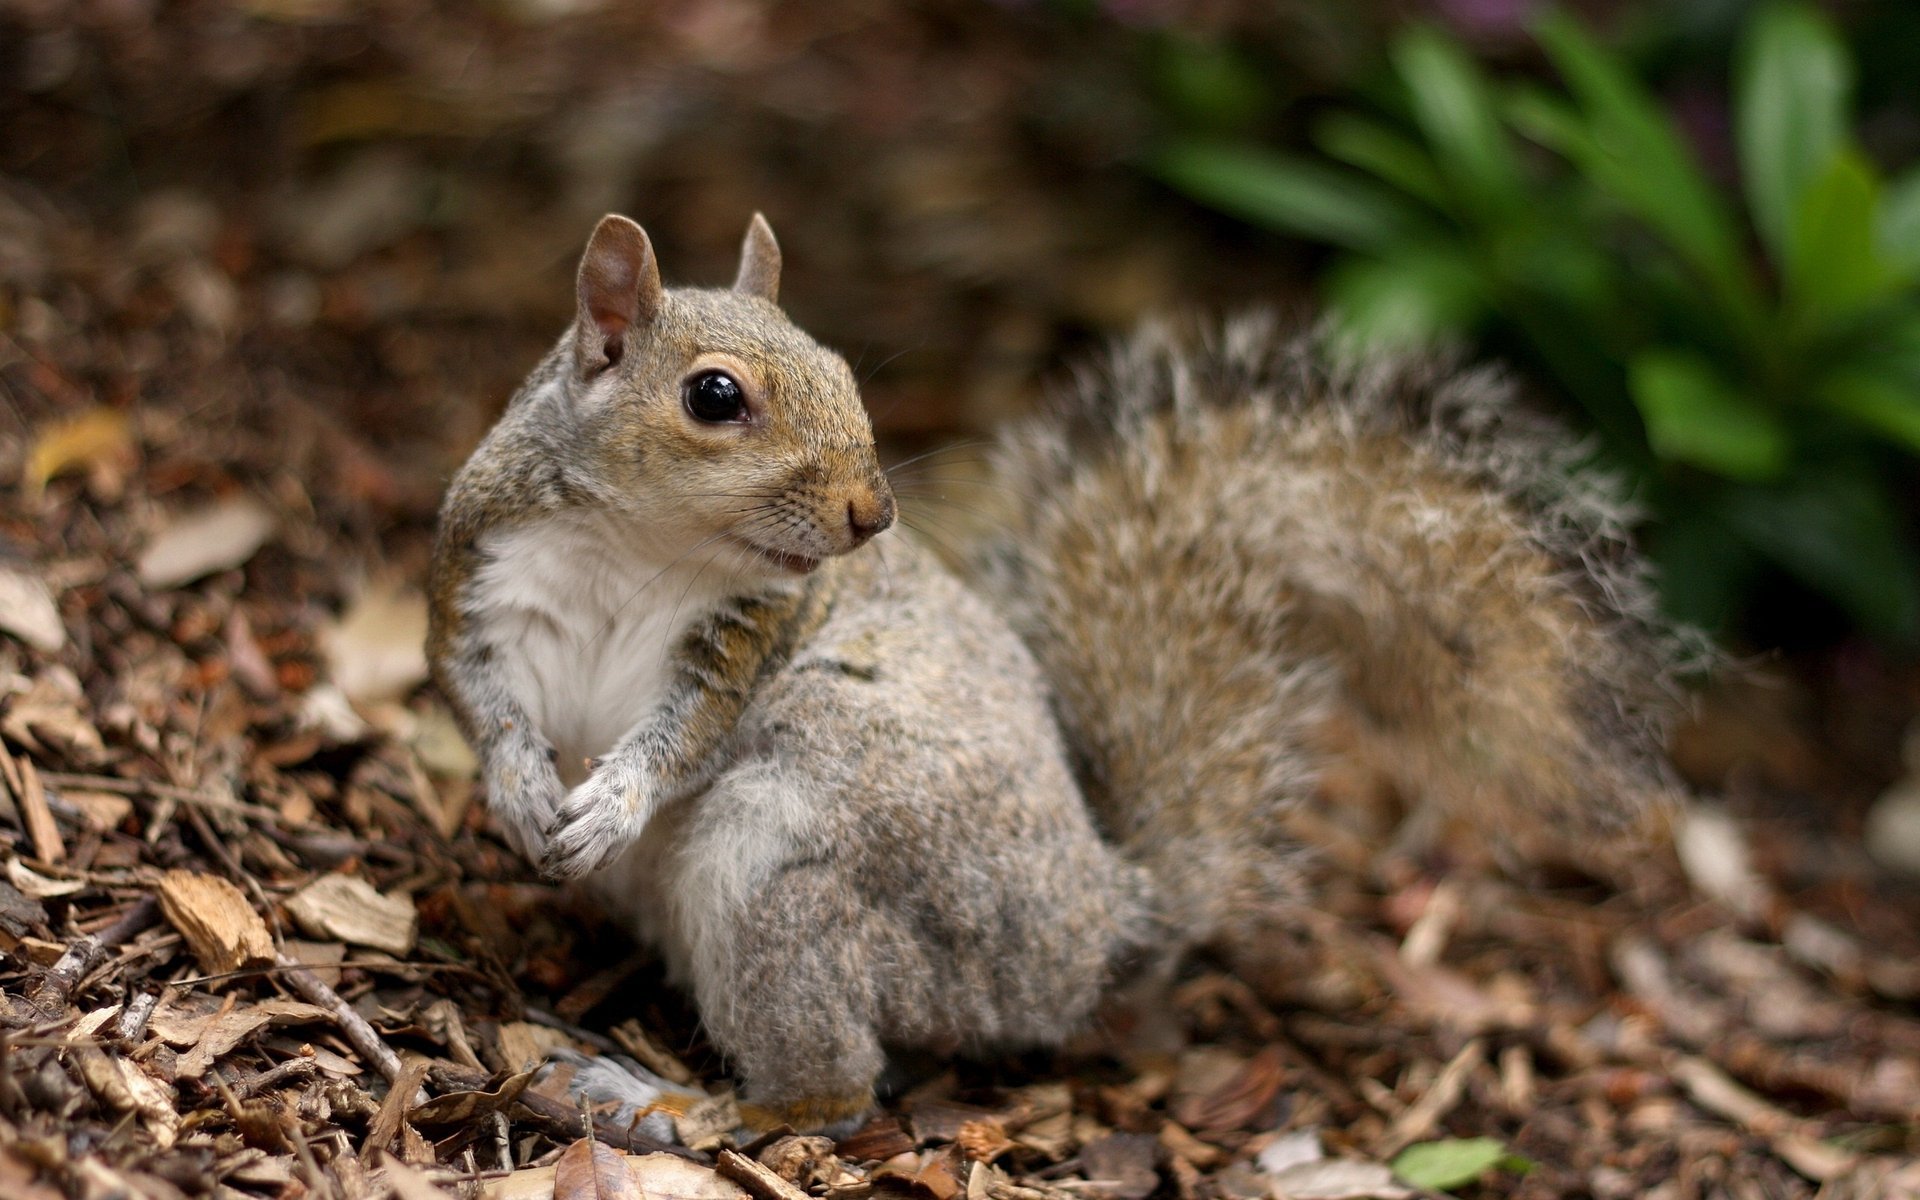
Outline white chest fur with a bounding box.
[469,514,731,787]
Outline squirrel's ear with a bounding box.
[732,213,781,304]
[575,214,662,372]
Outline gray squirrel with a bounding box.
[427,213,1684,1133]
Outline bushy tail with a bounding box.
[969,315,1691,960]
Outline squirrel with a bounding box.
[428,213,1685,1135]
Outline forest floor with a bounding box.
[4,4,1920,1199]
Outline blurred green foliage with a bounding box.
[1152,3,1920,648]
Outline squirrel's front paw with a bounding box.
[483,743,566,862]
[539,754,654,879]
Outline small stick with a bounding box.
[426,1062,691,1159]
[112,990,161,1043]
[717,1149,814,1200]
[229,1057,321,1098]
[17,758,63,865]
[274,953,409,1086]
[28,896,160,1015]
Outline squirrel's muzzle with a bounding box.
[845,486,895,547]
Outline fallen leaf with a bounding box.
[137,496,276,589]
[71,1046,179,1149]
[1388,1139,1511,1191]
[485,1152,749,1200]
[1267,1159,1410,1200]
[284,872,417,954]
[25,409,133,499]
[1675,805,1770,919]
[1171,1045,1286,1135]
[1256,1130,1323,1176]
[555,1137,644,1200]
[407,1070,535,1126]
[176,998,333,1077]
[2,667,107,762]
[321,579,429,704]
[157,869,276,975]
[494,1020,574,1073]
[0,568,63,652]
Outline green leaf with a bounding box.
[1530,12,1754,313]
[1314,113,1450,210]
[1152,34,1272,132]
[1822,369,1920,453]
[1736,1,1853,262]
[1152,142,1422,250]
[1392,26,1526,219]
[1649,501,1761,634]
[1628,350,1788,479]
[1722,473,1920,645]
[1786,151,1889,321]
[1326,247,1486,352]
[1392,1138,1510,1190]
[1878,168,1920,280]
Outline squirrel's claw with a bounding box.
[538,756,654,879]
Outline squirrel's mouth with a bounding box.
[728,536,821,575]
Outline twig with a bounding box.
[228,1057,321,1098]
[112,990,161,1043]
[426,1062,693,1160]
[39,771,284,824]
[274,952,409,1086]
[1378,1038,1485,1157]
[28,895,160,1015]
[717,1149,813,1200]
[17,757,63,865]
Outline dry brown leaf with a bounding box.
[1267,1159,1410,1200]
[176,998,333,1077]
[136,496,276,589]
[322,579,429,705]
[71,1046,180,1149]
[1170,1046,1286,1136]
[485,1152,749,1200]
[381,1160,452,1200]
[0,567,64,652]
[837,1116,917,1164]
[494,1020,575,1073]
[2,668,106,762]
[157,869,276,975]
[555,1137,644,1200]
[284,872,417,955]
[25,409,133,500]
[407,1069,535,1126]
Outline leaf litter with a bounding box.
[2,5,1919,1199]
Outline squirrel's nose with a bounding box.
[846,491,895,546]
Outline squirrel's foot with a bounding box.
[540,752,655,878]
[483,742,566,862]
[544,1050,689,1144]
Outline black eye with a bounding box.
[683,370,748,423]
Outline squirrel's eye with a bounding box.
[683,370,748,423]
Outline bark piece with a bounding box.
[157,869,276,975]
[284,873,417,955]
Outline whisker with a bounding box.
[883,440,992,479]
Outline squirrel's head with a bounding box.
[564,212,895,577]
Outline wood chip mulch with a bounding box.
[4,6,1920,1197]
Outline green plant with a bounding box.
[1153,4,1920,646]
